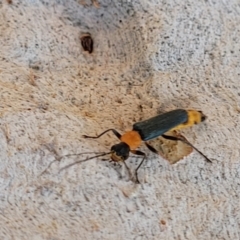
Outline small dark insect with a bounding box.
[6,0,12,3]
[80,33,93,54]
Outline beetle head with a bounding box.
[110,142,130,162]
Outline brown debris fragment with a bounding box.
[80,33,94,54]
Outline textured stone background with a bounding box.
[0,0,240,239]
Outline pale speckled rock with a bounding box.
[0,0,240,239]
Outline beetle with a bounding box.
[59,109,211,183]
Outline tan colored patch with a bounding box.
[147,131,193,164]
[92,0,100,8]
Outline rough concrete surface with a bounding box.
[0,0,240,239]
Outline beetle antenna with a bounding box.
[59,151,112,173]
[40,151,112,176]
